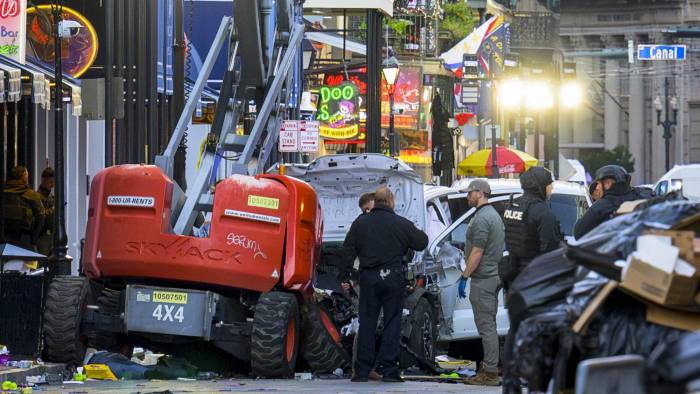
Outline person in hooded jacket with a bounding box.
[573,165,646,239]
[2,166,46,251]
[500,166,561,286]
[501,166,561,393]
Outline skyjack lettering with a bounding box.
[125,238,242,265]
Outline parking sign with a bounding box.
[299,121,320,153]
[278,120,298,152]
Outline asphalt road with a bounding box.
[28,378,502,393]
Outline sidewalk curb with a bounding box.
[0,363,66,385]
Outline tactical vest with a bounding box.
[503,199,539,259]
[3,192,34,233]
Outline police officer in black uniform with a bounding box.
[573,165,644,240]
[500,166,561,285]
[2,166,46,251]
[501,166,561,393]
[343,187,428,383]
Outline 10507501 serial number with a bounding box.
[152,291,188,304]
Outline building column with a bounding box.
[567,37,597,154]
[603,56,621,149]
[627,35,645,184]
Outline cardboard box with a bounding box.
[573,281,618,334]
[645,230,696,268]
[616,200,647,215]
[621,257,699,306]
[646,303,700,331]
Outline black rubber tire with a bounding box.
[250,292,300,378]
[87,288,133,356]
[399,297,436,369]
[42,276,91,365]
[301,302,350,374]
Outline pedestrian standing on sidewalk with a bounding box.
[2,166,46,251]
[458,179,505,387]
[36,167,55,256]
[343,187,428,383]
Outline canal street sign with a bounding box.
[637,45,687,61]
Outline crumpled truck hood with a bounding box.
[282,154,426,244]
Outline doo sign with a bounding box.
[638,45,686,61]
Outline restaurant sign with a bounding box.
[0,0,26,63]
[317,81,360,140]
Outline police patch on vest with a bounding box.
[504,209,523,221]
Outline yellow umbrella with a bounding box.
[457,147,539,177]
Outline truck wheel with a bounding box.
[87,288,133,357]
[43,276,91,365]
[400,298,436,369]
[301,302,350,373]
[251,292,300,378]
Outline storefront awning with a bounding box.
[0,63,21,103]
[305,32,366,55]
[0,55,82,116]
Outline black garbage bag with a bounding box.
[507,248,578,322]
[649,331,700,384]
[580,294,683,359]
[511,310,571,391]
[579,200,699,258]
[508,272,610,391]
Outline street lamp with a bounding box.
[498,78,525,109]
[50,2,71,275]
[560,81,583,109]
[382,61,400,157]
[655,77,678,172]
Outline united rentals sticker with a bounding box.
[247,195,280,210]
[224,209,281,224]
[107,195,155,208]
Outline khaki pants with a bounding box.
[469,276,500,373]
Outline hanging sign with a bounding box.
[317,81,360,140]
[0,0,26,63]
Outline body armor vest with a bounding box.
[503,199,539,259]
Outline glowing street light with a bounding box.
[560,81,583,108]
[525,81,554,110]
[498,78,525,109]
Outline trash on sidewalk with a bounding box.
[25,375,46,385]
[434,355,475,371]
[0,345,9,366]
[504,199,700,393]
[84,364,118,381]
[88,351,151,380]
[620,232,698,305]
[73,366,87,382]
[294,372,313,381]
